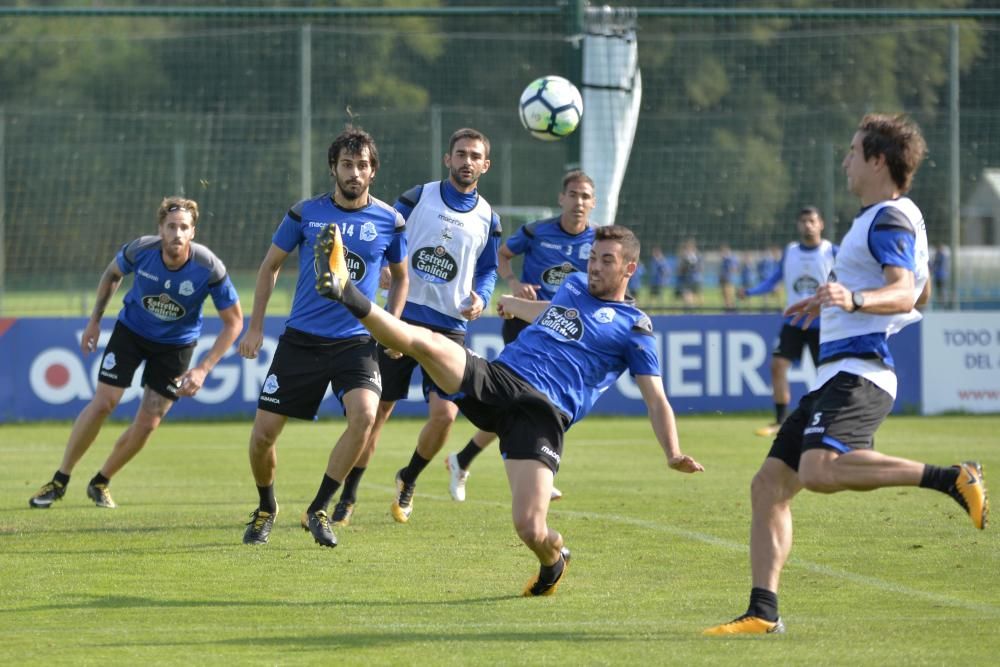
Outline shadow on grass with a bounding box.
[3,592,552,615]
[95,628,666,650]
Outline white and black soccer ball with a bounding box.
[518,75,583,142]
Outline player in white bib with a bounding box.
[322,128,502,527]
[706,113,988,637]
[740,206,837,436]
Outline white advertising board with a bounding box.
[921,312,1000,414]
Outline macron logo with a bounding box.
[540,446,561,465]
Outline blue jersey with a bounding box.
[505,217,594,301]
[116,237,239,345]
[497,273,660,425]
[274,193,406,340]
[719,253,739,284]
[651,256,672,288]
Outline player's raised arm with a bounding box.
[635,374,704,473]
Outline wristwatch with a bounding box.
[851,291,865,312]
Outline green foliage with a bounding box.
[2,2,999,305]
[2,415,998,663]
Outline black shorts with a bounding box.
[98,321,195,400]
[455,351,571,473]
[501,317,530,345]
[773,324,820,364]
[258,327,381,420]
[767,371,895,471]
[378,321,465,402]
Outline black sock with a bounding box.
[747,587,779,621]
[539,552,566,584]
[341,280,373,319]
[919,464,959,493]
[307,474,342,515]
[774,403,787,424]
[399,452,430,485]
[340,466,366,504]
[257,484,277,514]
[53,471,70,486]
[89,472,110,487]
[456,439,484,470]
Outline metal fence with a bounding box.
[1,3,998,314]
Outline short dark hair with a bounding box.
[448,128,490,157]
[594,224,640,264]
[798,206,822,220]
[158,196,199,226]
[328,126,380,172]
[562,169,595,193]
[858,113,927,192]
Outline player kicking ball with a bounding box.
[314,222,702,595]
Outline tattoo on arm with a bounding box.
[92,264,124,320]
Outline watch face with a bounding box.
[853,292,864,309]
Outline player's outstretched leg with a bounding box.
[949,461,989,530]
[315,223,349,300]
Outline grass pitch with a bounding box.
[3,414,998,665]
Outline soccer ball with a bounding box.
[518,76,583,142]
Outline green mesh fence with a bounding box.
[1,4,999,314]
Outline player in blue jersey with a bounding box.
[675,238,702,310]
[323,128,501,527]
[238,127,407,547]
[445,170,596,503]
[705,114,988,637]
[29,197,243,510]
[739,207,837,437]
[648,246,671,306]
[718,244,739,311]
[315,223,703,595]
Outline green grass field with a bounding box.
[3,414,998,665]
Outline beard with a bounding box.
[450,166,478,188]
[337,177,367,203]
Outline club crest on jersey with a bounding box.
[537,305,583,341]
[793,275,820,296]
[179,280,194,296]
[541,262,577,288]
[262,374,279,395]
[593,307,615,324]
[142,293,186,321]
[412,245,458,283]
[360,221,378,242]
[578,242,592,260]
